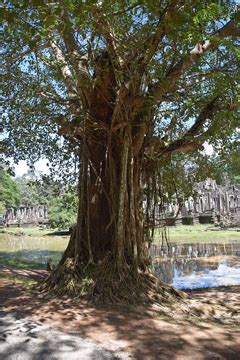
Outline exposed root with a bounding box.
[38,256,185,307]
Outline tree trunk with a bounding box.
[40,125,182,305]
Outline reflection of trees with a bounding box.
[152,242,240,284]
[154,260,175,284]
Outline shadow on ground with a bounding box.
[45,230,71,237]
[0,264,47,281]
[0,270,239,360]
[0,311,127,359]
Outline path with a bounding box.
[0,266,240,359]
[0,313,131,359]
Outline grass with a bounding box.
[0,249,65,270]
[4,224,240,242]
[0,272,38,286]
[0,255,44,269]
[154,224,240,244]
[2,226,65,237]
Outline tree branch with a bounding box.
[148,15,240,103]
[145,98,239,158]
[48,38,77,98]
[158,139,204,156]
[48,36,81,121]
[186,99,239,137]
[90,6,122,67]
[5,42,50,65]
[186,96,219,136]
[61,8,91,110]
[137,1,180,75]
[109,4,140,17]
[133,6,239,155]
[38,91,67,105]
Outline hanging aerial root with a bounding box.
[37,255,185,307]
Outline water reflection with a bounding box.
[1,233,240,289]
[0,234,68,269]
[152,241,240,289]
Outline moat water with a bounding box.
[0,231,240,290]
[152,240,240,289]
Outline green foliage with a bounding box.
[0,203,6,214]
[224,146,240,185]
[48,192,78,229]
[213,144,240,185]
[1,1,239,196]
[0,168,78,228]
[15,172,41,206]
[0,169,21,211]
[15,171,63,206]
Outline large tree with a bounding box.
[2,1,239,303]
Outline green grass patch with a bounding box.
[0,231,68,270]
[0,250,63,270]
[0,254,45,269]
[4,226,58,237]
[0,272,38,286]
[154,224,240,244]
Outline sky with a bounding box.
[203,142,214,156]
[11,158,50,177]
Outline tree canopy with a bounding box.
[2,1,239,170]
[1,1,239,303]
[15,171,65,206]
[0,169,21,212]
[48,191,78,229]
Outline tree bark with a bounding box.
[40,121,183,304]
[72,130,145,269]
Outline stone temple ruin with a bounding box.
[3,205,48,227]
[1,179,240,228]
[148,179,240,227]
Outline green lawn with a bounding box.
[2,226,65,237]
[154,224,240,244]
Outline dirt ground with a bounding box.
[0,265,239,360]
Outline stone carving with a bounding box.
[4,205,48,227]
[148,179,240,226]
[2,179,240,227]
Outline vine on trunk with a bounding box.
[39,124,184,305]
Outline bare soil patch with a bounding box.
[0,266,239,360]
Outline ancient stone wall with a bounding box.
[4,205,48,227]
[2,180,240,227]
[150,179,240,226]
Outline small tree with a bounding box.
[2,1,239,303]
[0,169,21,212]
[15,172,40,206]
[15,171,64,206]
[48,192,78,229]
